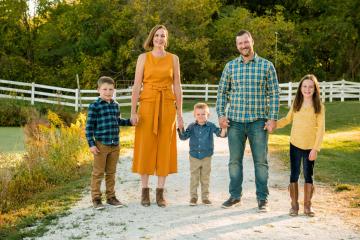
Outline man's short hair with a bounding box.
[237,29,253,39]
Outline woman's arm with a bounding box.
[172,54,183,129]
[130,53,146,125]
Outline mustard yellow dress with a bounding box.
[132,52,177,176]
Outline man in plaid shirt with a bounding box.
[216,30,279,212]
[86,76,133,210]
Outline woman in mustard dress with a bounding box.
[130,25,183,207]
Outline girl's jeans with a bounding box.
[290,143,315,184]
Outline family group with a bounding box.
[85,25,325,217]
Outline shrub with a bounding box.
[0,111,91,213]
[0,99,77,127]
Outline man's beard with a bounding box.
[241,48,251,56]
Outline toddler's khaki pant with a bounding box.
[189,156,212,200]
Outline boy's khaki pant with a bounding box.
[91,141,120,201]
[189,156,212,200]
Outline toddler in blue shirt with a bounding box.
[178,102,226,206]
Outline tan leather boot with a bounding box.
[141,187,150,207]
[156,188,166,207]
[304,183,315,217]
[289,182,299,216]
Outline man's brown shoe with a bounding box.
[106,197,124,208]
[189,198,197,206]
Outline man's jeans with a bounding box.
[227,119,269,201]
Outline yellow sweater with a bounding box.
[277,104,325,151]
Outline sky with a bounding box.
[27,0,36,16]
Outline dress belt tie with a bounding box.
[144,85,171,135]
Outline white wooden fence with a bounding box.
[1,79,359,111]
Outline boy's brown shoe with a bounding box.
[106,197,124,208]
[202,199,212,205]
[93,198,105,210]
[189,198,197,206]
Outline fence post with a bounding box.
[205,84,208,101]
[330,83,333,102]
[76,74,82,111]
[31,82,35,105]
[75,89,79,112]
[321,81,326,103]
[288,82,292,107]
[341,79,345,102]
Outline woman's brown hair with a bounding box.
[293,74,322,114]
[143,25,168,51]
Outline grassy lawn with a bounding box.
[0,127,25,153]
[0,127,134,239]
[269,101,360,208]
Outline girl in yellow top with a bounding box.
[276,74,325,217]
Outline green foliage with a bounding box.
[0,111,91,213]
[0,99,77,127]
[271,102,360,185]
[0,0,360,86]
[0,100,38,126]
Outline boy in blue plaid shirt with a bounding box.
[86,76,133,210]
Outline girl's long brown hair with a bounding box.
[293,74,322,114]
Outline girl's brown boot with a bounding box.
[289,182,299,216]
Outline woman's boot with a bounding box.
[141,187,150,207]
[156,188,166,207]
[289,182,299,216]
[304,183,315,217]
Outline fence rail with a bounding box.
[1,79,359,111]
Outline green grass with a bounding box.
[0,170,91,239]
[0,127,24,153]
[182,99,216,112]
[0,126,135,240]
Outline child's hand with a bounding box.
[264,120,276,133]
[309,149,317,161]
[220,128,227,137]
[90,146,100,155]
[177,116,184,129]
[131,113,139,126]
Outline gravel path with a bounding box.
[30,108,360,240]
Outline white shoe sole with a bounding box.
[221,202,241,209]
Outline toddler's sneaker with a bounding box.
[202,199,212,205]
[189,198,197,206]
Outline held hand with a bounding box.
[219,117,230,128]
[130,113,139,126]
[309,149,318,161]
[220,128,227,137]
[264,120,276,133]
[90,146,100,155]
[177,116,184,129]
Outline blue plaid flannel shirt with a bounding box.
[216,53,280,122]
[177,121,223,159]
[86,98,132,147]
